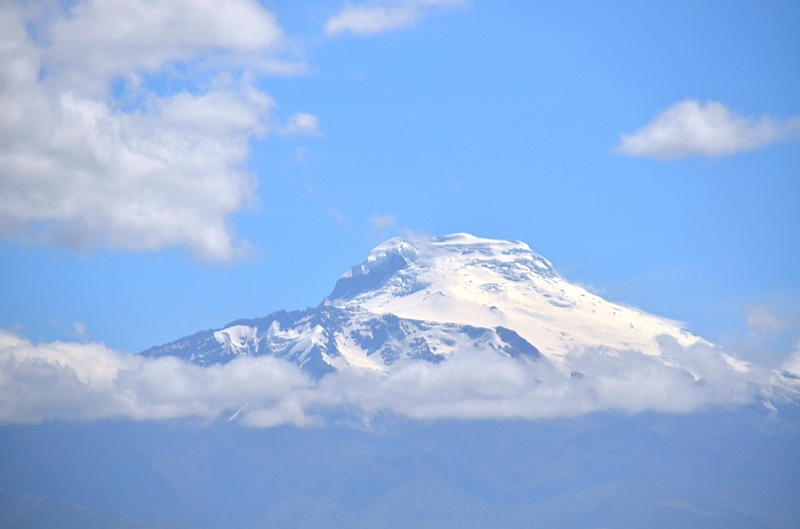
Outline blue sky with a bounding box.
[1,0,798,363]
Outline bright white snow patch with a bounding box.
[214,325,259,356]
[331,233,702,364]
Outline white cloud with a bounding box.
[325,0,465,37]
[1,329,791,428]
[0,330,313,425]
[314,337,772,422]
[746,306,792,335]
[280,112,325,138]
[44,0,286,89]
[616,99,800,159]
[0,1,316,261]
[781,341,800,378]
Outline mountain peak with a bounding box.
[144,233,705,376]
[327,233,557,303]
[328,233,699,361]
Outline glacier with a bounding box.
[141,233,790,406]
[133,233,800,427]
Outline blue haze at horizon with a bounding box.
[1,407,798,528]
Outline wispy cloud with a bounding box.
[782,341,800,378]
[369,214,396,230]
[1,329,792,428]
[0,1,314,262]
[279,112,325,138]
[72,322,87,339]
[328,207,352,227]
[746,306,792,336]
[325,0,465,37]
[616,100,800,159]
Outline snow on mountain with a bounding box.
[328,233,703,361]
[11,232,794,427]
[142,233,730,379]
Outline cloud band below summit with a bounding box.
[1,329,793,428]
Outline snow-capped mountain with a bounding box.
[142,233,718,377]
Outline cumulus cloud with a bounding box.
[0,330,313,426]
[616,99,800,159]
[42,0,286,89]
[325,0,465,37]
[0,1,318,261]
[315,337,771,422]
[2,329,791,428]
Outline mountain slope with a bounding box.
[142,233,738,379]
[327,233,703,360]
